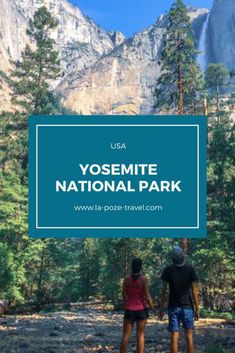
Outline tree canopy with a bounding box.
[0,4,234,315]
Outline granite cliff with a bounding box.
[0,0,120,110]
[207,0,235,75]
[0,0,234,115]
[58,8,208,115]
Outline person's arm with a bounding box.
[122,278,127,305]
[191,281,200,320]
[159,281,168,320]
[143,276,157,315]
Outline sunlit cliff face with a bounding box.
[0,0,234,117]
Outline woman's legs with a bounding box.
[120,319,134,353]
[136,319,147,353]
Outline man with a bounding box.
[159,246,199,353]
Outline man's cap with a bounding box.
[171,246,185,266]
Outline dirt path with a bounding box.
[0,307,234,353]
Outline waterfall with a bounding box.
[197,12,210,72]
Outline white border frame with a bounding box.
[35,124,200,230]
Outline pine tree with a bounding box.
[155,0,202,114]
[205,64,230,112]
[207,118,235,230]
[77,239,100,300]
[184,62,206,114]
[154,0,205,253]
[1,3,234,312]
[100,239,136,304]
[0,243,18,299]
[10,6,60,114]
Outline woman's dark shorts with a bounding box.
[124,309,149,322]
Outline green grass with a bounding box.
[202,344,224,353]
[200,309,233,320]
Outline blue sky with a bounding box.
[71,0,213,37]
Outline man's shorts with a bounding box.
[168,307,194,332]
[124,309,149,322]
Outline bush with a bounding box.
[203,344,224,353]
[200,308,232,320]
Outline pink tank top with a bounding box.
[124,275,145,311]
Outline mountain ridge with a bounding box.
[0,0,234,115]
[57,7,208,115]
[0,0,119,110]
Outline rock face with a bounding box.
[207,0,235,73]
[0,0,117,110]
[0,0,115,73]
[58,8,208,115]
[58,18,165,115]
[0,0,234,115]
[108,31,126,47]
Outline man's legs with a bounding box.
[170,331,179,353]
[136,319,147,353]
[168,307,180,353]
[184,329,194,353]
[182,308,195,353]
[120,319,134,353]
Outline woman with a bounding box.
[120,258,156,353]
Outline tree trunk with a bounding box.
[36,246,46,307]
[202,286,207,308]
[180,238,188,255]
[216,82,220,113]
[204,98,208,116]
[86,272,90,300]
[177,62,187,252]
[178,63,184,114]
[34,58,43,113]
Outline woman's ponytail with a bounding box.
[131,258,142,281]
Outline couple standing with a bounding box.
[120,246,199,353]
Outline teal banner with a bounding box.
[28,116,207,238]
